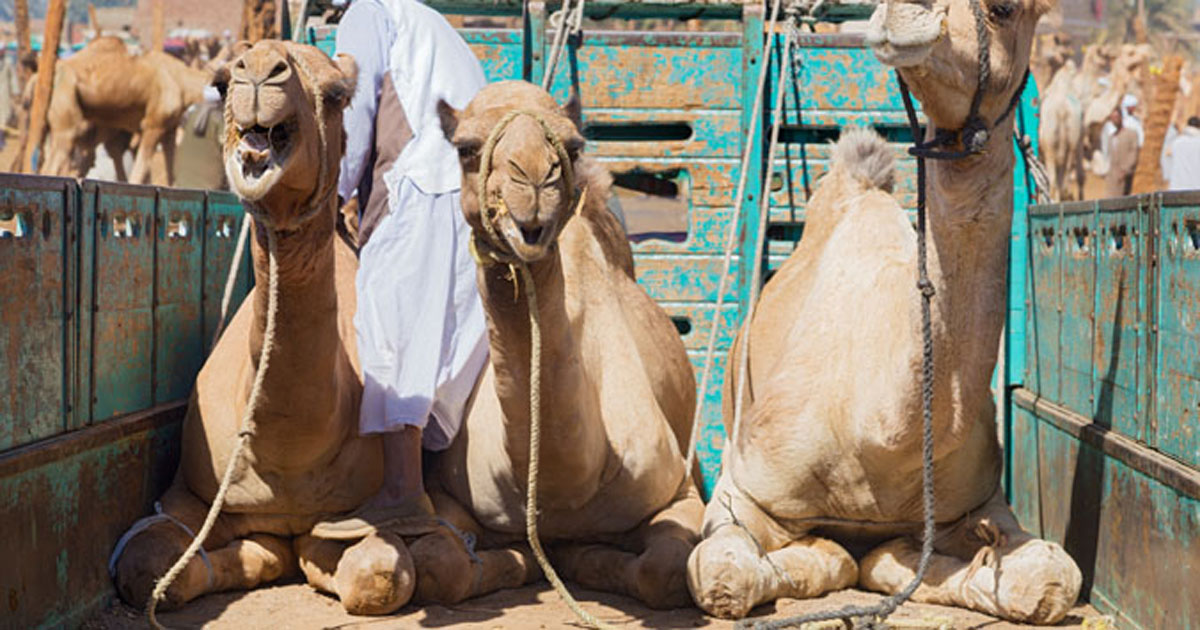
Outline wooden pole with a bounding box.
[88,3,101,38]
[21,0,67,174]
[152,0,165,52]
[14,0,31,84]
[1131,56,1184,194]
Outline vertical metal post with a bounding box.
[736,3,765,315]
[526,2,548,87]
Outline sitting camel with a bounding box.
[686,0,1082,624]
[410,81,704,608]
[40,36,212,185]
[111,40,420,615]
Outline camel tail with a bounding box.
[831,127,895,193]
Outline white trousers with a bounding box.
[354,177,488,451]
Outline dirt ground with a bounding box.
[83,582,1107,630]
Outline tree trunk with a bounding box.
[21,0,67,174]
[1131,56,1183,194]
[14,0,31,84]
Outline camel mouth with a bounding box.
[497,214,556,262]
[226,119,298,201]
[865,2,947,68]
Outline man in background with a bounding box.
[1166,116,1200,191]
[1104,106,1139,198]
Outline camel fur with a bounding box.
[111,40,422,616]
[686,0,1082,624]
[412,81,705,609]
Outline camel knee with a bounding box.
[335,531,415,615]
[992,539,1081,625]
[630,536,693,609]
[686,530,765,619]
[236,534,296,585]
[409,528,475,604]
[113,524,209,611]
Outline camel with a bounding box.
[685,0,1082,624]
[410,80,704,608]
[40,36,212,185]
[111,40,421,616]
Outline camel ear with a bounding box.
[230,39,252,57]
[322,53,357,109]
[437,99,460,143]
[1032,0,1057,17]
[562,94,583,131]
[211,63,231,100]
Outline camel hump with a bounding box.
[831,127,895,194]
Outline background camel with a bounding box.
[686,0,1082,624]
[413,81,704,609]
[111,40,420,616]
[1038,44,1115,201]
[39,36,212,185]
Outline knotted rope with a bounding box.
[472,108,612,630]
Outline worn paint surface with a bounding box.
[0,405,183,630]
[1027,206,1062,402]
[1011,399,1199,630]
[1092,198,1145,442]
[1059,203,1098,417]
[1155,193,1200,467]
[0,175,76,451]
[155,190,205,405]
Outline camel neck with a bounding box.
[922,117,1015,421]
[475,247,609,490]
[246,212,342,432]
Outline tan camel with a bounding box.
[40,36,212,185]
[686,0,1082,624]
[111,40,420,616]
[1038,45,1114,201]
[410,80,704,608]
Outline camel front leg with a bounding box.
[129,126,164,185]
[103,132,131,182]
[551,480,704,608]
[686,475,857,619]
[112,486,297,610]
[157,126,178,187]
[295,532,416,615]
[410,489,540,604]
[859,489,1082,625]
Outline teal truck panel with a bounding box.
[202,192,255,347]
[1059,202,1097,418]
[0,175,77,450]
[155,189,206,404]
[1026,206,1061,402]
[1155,192,1200,467]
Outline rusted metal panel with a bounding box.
[83,181,157,423]
[462,29,523,83]
[155,189,205,404]
[583,109,742,159]
[544,34,743,110]
[202,193,254,349]
[0,404,184,629]
[0,174,76,450]
[1059,203,1097,418]
[1009,405,1043,537]
[1026,207,1063,404]
[1011,389,1199,630]
[635,255,739,303]
[1155,192,1200,468]
[1092,197,1146,442]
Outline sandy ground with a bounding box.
[83,582,1107,630]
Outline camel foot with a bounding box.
[334,532,416,615]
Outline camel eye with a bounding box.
[989,1,1016,20]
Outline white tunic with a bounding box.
[337,0,488,450]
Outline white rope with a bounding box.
[147,226,281,630]
[685,0,787,476]
[542,0,585,91]
[108,502,214,589]
[731,20,796,450]
[210,213,251,351]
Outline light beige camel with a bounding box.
[1038,45,1114,201]
[40,36,212,185]
[685,0,1082,624]
[111,40,419,616]
[409,80,704,608]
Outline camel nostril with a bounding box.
[520,227,544,245]
[269,61,288,80]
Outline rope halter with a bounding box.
[471,108,584,268]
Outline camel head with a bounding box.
[438,81,585,263]
[866,0,1054,134]
[214,40,355,224]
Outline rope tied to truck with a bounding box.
[470,107,612,630]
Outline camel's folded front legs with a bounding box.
[113,486,298,610]
[551,481,705,608]
[859,490,1082,625]
[295,532,416,615]
[686,477,857,619]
